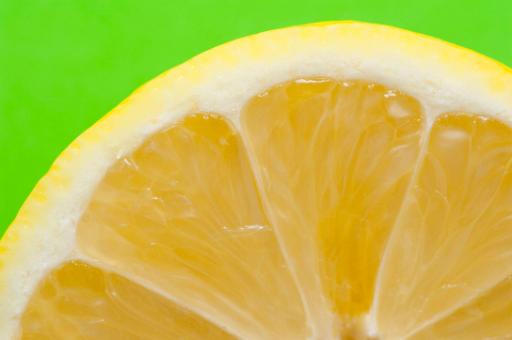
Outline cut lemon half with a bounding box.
[2,21,512,340]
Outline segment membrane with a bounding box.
[76,114,307,339]
[241,78,424,332]
[20,261,234,340]
[19,77,512,340]
[411,276,512,339]
[375,114,512,338]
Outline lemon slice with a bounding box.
[1,21,512,340]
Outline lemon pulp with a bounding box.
[19,78,512,339]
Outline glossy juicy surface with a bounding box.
[241,79,424,331]
[19,79,512,339]
[75,114,307,339]
[20,261,234,340]
[374,114,512,338]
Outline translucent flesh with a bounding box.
[374,114,512,338]
[410,276,512,339]
[75,114,307,339]
[18,78,512,339]
[20,261,234,340]
[241,79,424,324]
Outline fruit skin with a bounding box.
[1,21,512,339]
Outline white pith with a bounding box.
[1,21,512,339]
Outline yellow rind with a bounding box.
[1,21,512,339]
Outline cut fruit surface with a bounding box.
[410,276,512,340]
[76,114,307,339]
[241,79,424,323]
[374,114,512,338]
[20,261,235,340]
[2,21,512,340]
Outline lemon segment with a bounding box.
[20,261,234,340]
[2,21,512,340]
[76,114,307,339]
[410,276,512,339]
[374,114,512,338]
[241,78,424,332]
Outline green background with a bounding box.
[1,0,511,235]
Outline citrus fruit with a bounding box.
[1,22,512,339]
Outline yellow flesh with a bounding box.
[19,78,512,339]
[242,79,424,322]
[20,262,234,340]
[410,276,512,339]
[374,114,512,338]
[75,114,307,339]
